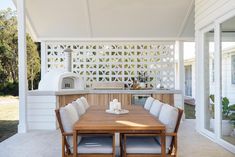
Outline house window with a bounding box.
[211,59,215,83]
[232,55,235,84]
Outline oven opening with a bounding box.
[131,95,151,106]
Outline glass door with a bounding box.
[220,16,235,146]
[204,29,215,133]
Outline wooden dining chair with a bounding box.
[144,96,155,110]
[121,106,183,157]
[55,106,115,157]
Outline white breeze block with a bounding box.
[149,100,163,118]
[144,97,155,110]
[75,99,86,116]
[157,104,178,148]
[80,97,90,110]
[60,104,81,146]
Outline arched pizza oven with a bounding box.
[38,69,84,91]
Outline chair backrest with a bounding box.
[157,104,183,149]
[174,108,183,133]
[55,109,71,154]
[149,100,163,118]
[144,97,155,110]
[169,108,183,154]
[73,99,86,116]
[80,97,90,110]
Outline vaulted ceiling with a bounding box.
[13,0,195,41]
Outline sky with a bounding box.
[0,0,16,10]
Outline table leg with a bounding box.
[113,133,116,157]
[73,130,77,157]
[161,130,166,157]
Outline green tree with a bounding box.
[0,8,40,92]
[27,35,40,90]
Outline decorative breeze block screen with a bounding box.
[45,41,175,89]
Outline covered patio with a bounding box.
[1,0,235,156]
[0,120,234,157]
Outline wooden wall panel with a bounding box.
[87,94,109,107]
[58,94,87,107]
[152,94,174,106]
[58,93,173,107]
[109,94,122,102]
[121,94,132,106]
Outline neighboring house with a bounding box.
[184,46,235,105]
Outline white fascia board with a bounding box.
[25,16,38,41]
[38,37,195,42]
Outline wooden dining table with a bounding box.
[73,105,166,157]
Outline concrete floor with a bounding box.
[0,120,234,157]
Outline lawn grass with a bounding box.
[184,103,196,119]
[0,96,19,142]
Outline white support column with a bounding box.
[195,31,200,132]
[196,31,206,133]
[17,0,28,133]
[214,22,222,139]
[40,42,47,79]
[175,41,185,110]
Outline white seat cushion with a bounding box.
[144,97,155,110]
[125,136,169,154]
[156,104,179,148]
[74,99,86,116]
[149,100,163,118]
[80,97,90,110]
[59,104,81,146]
[77,136,113,154]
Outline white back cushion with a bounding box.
[157,104,179,148]
[80,97,90,110]
[149,100,163,118]
[159,104,178,133]
[74,99,86,116]
[60,103,79,132]
[59,104,81,146]
[144,97,155,110]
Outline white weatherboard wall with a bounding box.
[195,0,235,154]
[27,96,58,130]
[184,60,196,98]
[221,51,235,104]
[195,0,235,30]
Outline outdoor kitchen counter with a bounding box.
[27,89,182,126]
[28,89,181,96]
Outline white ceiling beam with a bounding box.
[38,37,195,42]
[177,0,195,37]
[12,0,39,41]
[25,10,39,41]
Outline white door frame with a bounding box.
[214,9,235,154]
[197,24,216,140]
[196,9,235,154]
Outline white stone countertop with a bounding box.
[28,89,182,96]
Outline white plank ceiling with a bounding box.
[14,0,195,41]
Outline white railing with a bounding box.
[42,41,175,89]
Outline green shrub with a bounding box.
[0,82,18,96]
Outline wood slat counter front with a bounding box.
[57,89,181,107]
[73,105,166,157]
